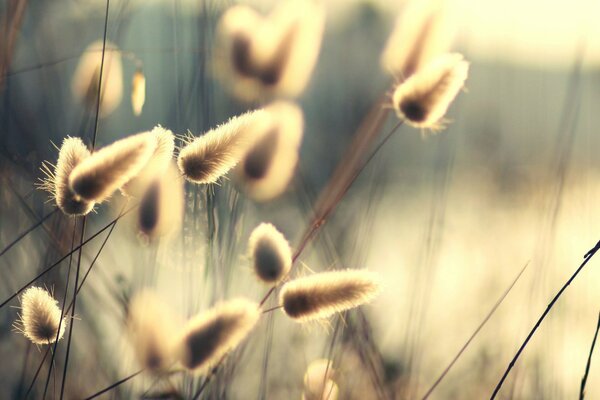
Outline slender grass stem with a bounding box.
[421,261,529,399]
[83,369,144,400]
[490,240,600,399]
[0,208,58,258]
[579,311,600,400]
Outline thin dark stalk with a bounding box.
[490,240,600,399]
[42,221,78,399]
[579,311,600,400]
[83,369,144,400]
[421,261,530,399]
[0,208,58,257]
[59,217,87,399]
[24,346,51,399]
[0,204,136,310]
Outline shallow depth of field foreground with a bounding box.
[1,0,600,399]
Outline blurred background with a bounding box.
[2,0,600,398]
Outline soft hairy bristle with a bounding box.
[177,109,267,184]
[303,359,339,400]
[137,163,184,240]
[40,137,95,216]
[122,125,175,196]
[71,40,123,117]
[128,290,179,373]
[131,69,146,116]
[235,101,303,201]
[16,287,66,345]
[177,298,260,374]
[248,222,292,283]
[69,132,157,202]
[392,53,469,130]
[381,0,454,79]
[214,1,325,101]
[280,270,382,322]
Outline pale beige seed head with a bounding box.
[392,53,469,130]
[131,69,146,116]
[381,0,455,79]
[16,287,66,345]
[280,270,382,322]
[72,40,123,117]
[69,132,157,203]
[303,359,338,400]
[214,1,325,101]
[127,290,179,373]
[39,137,95,216]
[177,109,268,184]
[137,163,184,240]
[248,222,292,283]
[177,298,260,374]
[122,125,175,196]
[235,101,303,201]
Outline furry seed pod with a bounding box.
[39,137,95,216]
[177,109,267,184]
[248,223,292,283]
[280,270,381,322]
[122,126,175,196]
[69,132,157,202]
[16,287,66,345]
[235,101,303,201]
[72,40,123,117]
[392,53,469,130]
[177,298,260,374]
[303,359,338,400]
[381,0,454,79]
[128,291,179,373]
[138,163,184,240]
[131,69,146,116]
[214,1,325,101]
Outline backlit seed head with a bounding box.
[177,109,268,184]
[381,0,455,79]
[235,101,303,201]
[280,269,382,322]
[127,291,179,373]
[248,222,292,283]
[177,298,260,374]
[39,137,95,216]
[214,1,325,101]
[69,131,157,202]
[15,287,66,345]
[72,40,123,117]
[392,53,469,130]
[131,69,146,116]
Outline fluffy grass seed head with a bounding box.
[214,1,325,101]
[303,359,339,400]
[392,53,469,131]
[69,132,157,203]
[280,269,382,322]
[177,109,267,184]
[39,137,95,216]
[127,290,179,373]
[381,0,455,79]
[72,40,123,117]
[15,287,66,345]
[235,101,303,201]
[248,222,292,283]
[121,125,175,196]
[137,163,184,240]
[177,298,260,374]
[131,68,146,116]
